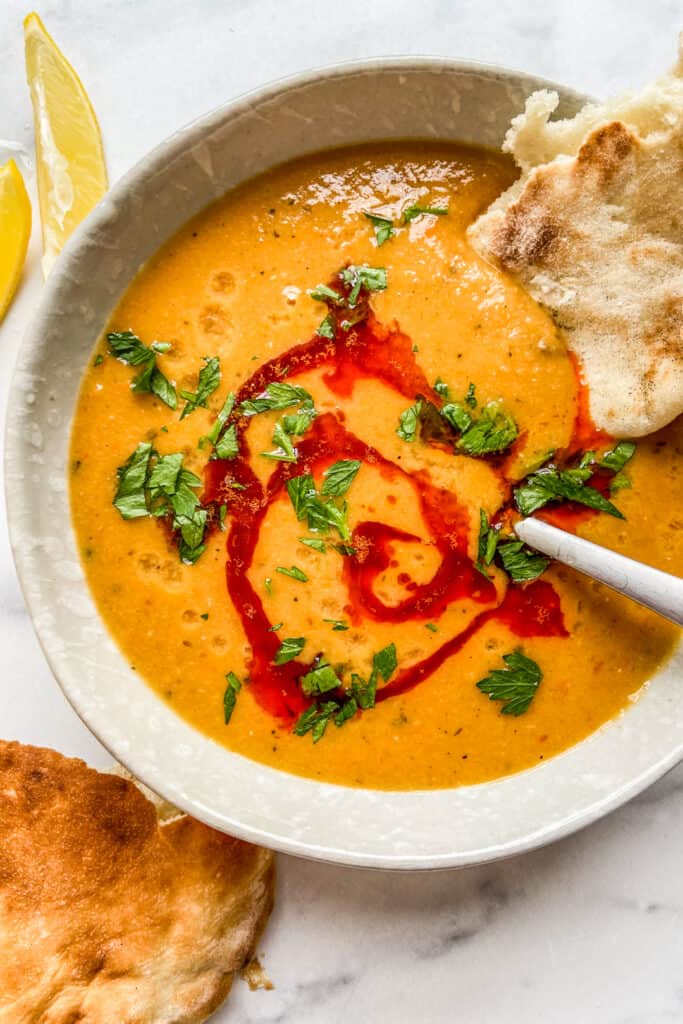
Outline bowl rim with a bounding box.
[6,56,681,870]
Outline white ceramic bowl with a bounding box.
[7,59,683,869]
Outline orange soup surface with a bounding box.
[70,142,682,789]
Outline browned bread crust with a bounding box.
[468,44,683,437]
[0,741,275,1023]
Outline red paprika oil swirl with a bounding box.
[203,283,571,725]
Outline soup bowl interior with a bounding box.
[6,59,683,869]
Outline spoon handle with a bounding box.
[514,518,683,627]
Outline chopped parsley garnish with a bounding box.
[202,391,235,454]
[286,467,356,542]
[476,650,542,716]
[264,576,273,594]
[457,401,518,456]
[363,211,394,246]
[268,622,283,632]
[323,618,349,631]
[218,504,227,530]
[261,420,298,463]
[282,408,316,435]
[403,203,448,223]
[310,283,343,305]
[316,313,336,339]
[107,330,176,409]
[275,565,309,582]
[214,423,239,459]
[113,442,153,520]
[497,540,550,583]
[396,399,423,442]
[476,508,550,583]
[239,381,315,417]
[93,353,104,366]
[339,265,388,306]
[300,661,342,697]
[514,465,624,519]
[223,672,242,724]
[179,356,221,419]
[293,701,342,743]
[372,642,397,682]
[321,459,361,497]
[299,537,327,552]
[434,378,450,398]
[599,441,636,474]
[397,389,517,457]
[273,636,306,664]
[113,444,208,563]
[425,622,438,632]
[441,401,472,433]
[292,641,397,742]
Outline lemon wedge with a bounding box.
[0,158,32,324]
[24,12,107,276]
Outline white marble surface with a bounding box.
[1,1,682,1020]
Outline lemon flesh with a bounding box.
[24,12,108,276]
[0,159,32,323]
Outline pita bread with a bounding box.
[468,42,683,437]
[0,741,274,1023]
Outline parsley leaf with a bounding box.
[397,399,423,442]
[514,465,624,519]
[300,537,327,552]
[276,565,309,582]
[434,377,450,398]
[350,673,377,710]
[214,423,239,459]
[373,643,397,682]
[107,330,177,409]
[475,509,549,582]
[310,283,343,304]
[441,401,472,433]
[223,672,242,724]
[203,391,235,448]
[286,471,353,541]
[599,441,636,473]
[457,401,518,455]
[261,420,298,463]
[363,211,394,246]
[179,356,221,418]
[403,204,448,223]
[287,474,317,520]
[316,313,336,339]
[476,650,542,716]
[321,459,361,497]
[300,661,342,696]
[323,618,349,631]
[273,636,306,664]
[497,540,549,583]
[282,408,316,435]
[239,381,314,417]
[476,508,499,573]
[339,265,388,306]
[113,442,153,519]
[293,701,340,742]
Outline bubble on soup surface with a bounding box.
[211,270,235,293]
[199,304,232,335]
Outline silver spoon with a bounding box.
[514,517,683,627]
